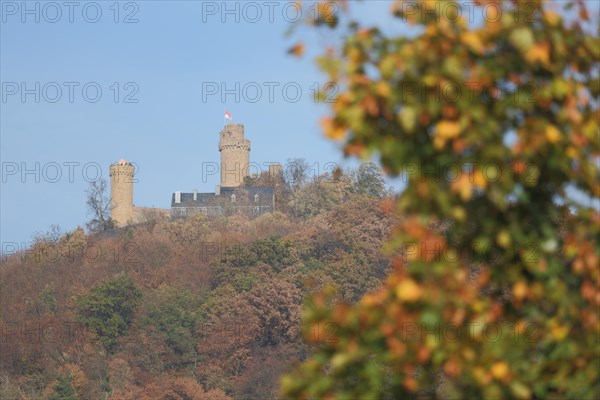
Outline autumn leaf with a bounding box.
[451,175,473,201]
[288,43,305,57]
[321,117,346,140]
[513,281,528,300]
[527,41,551,66]
[395,279,422,302]
[462,31,485,54]
[398,106,417,133]
[473,169,488,190]
[490,361,509,380]
[435,120,461,139]
[545,124,561,143]
[509,27,535,54]
[496,230,512,248]
[375,81,391,98]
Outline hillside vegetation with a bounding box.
[0,164,395,399]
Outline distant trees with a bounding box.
[242,157,389,218]
[1,159,397,399]
[76,274,142,354]
[284,158,311,189]
[281,160,389,218]
[110,375,230,400]
[137,285,203,369]
[48,374,78,400]
[31,224,63,245]
[351,162,388,198]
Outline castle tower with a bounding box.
[269,163,283,182]
[218,123,251,187]
[109,159,134,227]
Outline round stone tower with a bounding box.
[109,159,134,227]
[218,123,251,187]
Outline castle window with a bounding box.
[254,194,259,203]
[231,194,236,203]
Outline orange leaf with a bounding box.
[462,31,485,54]
[321,117,346,140]
[288,43,305,57]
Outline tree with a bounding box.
[283,1,599,399]
[110,375,230,400]
[76,274,143,354]
[138,285,202,368]
[289,172,354,218]
[351,162,388,198]
[31,224,63,245]
[86,178,113,232]
[284,158,310,189]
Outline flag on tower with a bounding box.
[224,111,232,120]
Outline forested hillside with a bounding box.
[0,164,395,399]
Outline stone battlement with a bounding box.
[109,159,135,178]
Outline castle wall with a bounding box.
[219,123,250,187]
[131,207,170,223]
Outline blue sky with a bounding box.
[3,1,596,248]
[1,1,400,247]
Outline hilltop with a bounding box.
[0,165,395,399]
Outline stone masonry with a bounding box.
[219,123,251,187]
[109,159,134,227]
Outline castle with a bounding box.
[109,123,281,227]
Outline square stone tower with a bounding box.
[218,123,251,187]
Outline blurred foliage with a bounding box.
[283,0,599,399]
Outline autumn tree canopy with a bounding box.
[283,0,599,399]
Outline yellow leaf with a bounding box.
[435,120,461,139]
[433,135,447,150]
[376,81,391,98]
[527,41,551,66]
[550,320,569,341]
[398,106,417,133]
[451,206,466,222]
[395,279,422,302]
[496,230,512,248]
[510,381,532,399]
[462,31,485,54]
[473,170,488,190]
[544,10,561,26]
[545,124,561,143]
[509,27,534,54]
[491,361,509,380]
[513,281,528,300]
[321,118,345,140]
[451,176,473,201]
